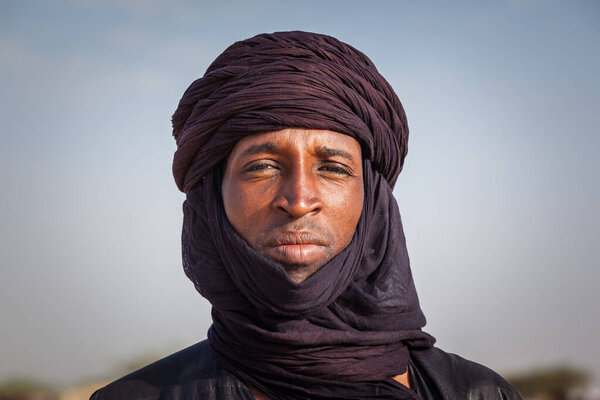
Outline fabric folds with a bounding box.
[172,30,409,192]
[175,31,435,399]
[182,161,434,399]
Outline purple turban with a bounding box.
[173,31,433,400]
[172,30,409,193]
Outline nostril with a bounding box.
[272,194,321,218]
[272,196,289,214]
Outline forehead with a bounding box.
[227,128,362,161]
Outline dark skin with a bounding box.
[221,128,364,283]
[221,128,410,396]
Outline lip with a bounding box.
[265,232,327,247]
[263,232,327,265]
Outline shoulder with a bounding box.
[90,340,253,400]
[409,347,522,400]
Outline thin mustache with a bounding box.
[265,232,327,246]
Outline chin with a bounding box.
[280,262,324,284]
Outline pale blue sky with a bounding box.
[1,0,599,386]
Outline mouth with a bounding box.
[263,232,328,266]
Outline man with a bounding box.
[92,31,521,399]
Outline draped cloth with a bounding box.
[173,31,409,192]
[174,31,435,399]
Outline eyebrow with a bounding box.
[316,146,355,162]
[241,142,278,157]
[239,142,356,162]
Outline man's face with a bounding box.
[221,128,364,283]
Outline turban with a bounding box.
[173,31,434,399]
[172,30,409,193]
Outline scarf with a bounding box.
[174,31,435,399]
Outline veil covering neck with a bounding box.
[173,31,435,399]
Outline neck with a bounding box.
[393,371,411,387]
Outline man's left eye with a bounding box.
[244,161,278,173]
[319,164,351,175]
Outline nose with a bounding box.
[272,167,322,218]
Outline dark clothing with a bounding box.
[172,31,410,193]
[163,31,520,400]
[91,340,521,400]
[183,162,434,399]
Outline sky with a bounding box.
[1,0,599,387]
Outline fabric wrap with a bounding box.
[172,30,409,192]
[175,31,435,399]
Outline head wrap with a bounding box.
[173,30,409,192]
[173,31,434,400]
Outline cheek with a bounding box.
[222,179,269,242]
[222,178,249,232]
[348,186,364,231]
[331,182,364,245]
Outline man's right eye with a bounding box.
[244,162,277,173]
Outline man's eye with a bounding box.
[245,162,277,173]
[319,163,351,175]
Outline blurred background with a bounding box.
[1,1,599,399]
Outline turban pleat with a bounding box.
[183,161,433,399]
[174,31,433,399]
[172,31,408,193]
